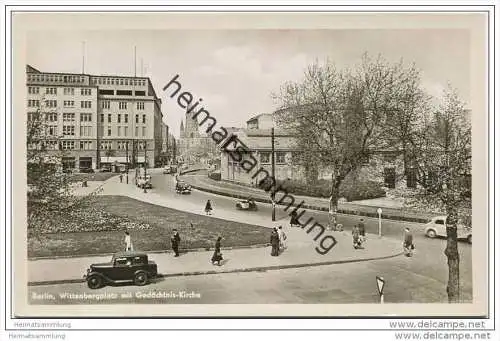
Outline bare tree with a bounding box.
[402,85,471,303]
[27,104,99,238]
[275,53,424,229]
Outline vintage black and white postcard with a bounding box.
[9,9,490,319]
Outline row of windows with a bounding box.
[61,141,95,150]
[27,74,87,84]
[99,90,146,96]
[91,77,147,87]
[28,112,92,122]
[29,99,145,111]
[80,126,93,137]
[28,87,39,94]
[102,101,144,110]
[100,113,146,124]
[63,125,145,137]
[103,126,146,137]
[27,100,93,108]
[101,140,146,150]
[259,152,287,164]
[29,140,148,151]
[63,126,75,136]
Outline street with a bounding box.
[28,171,472,304]
[28,237,471,304]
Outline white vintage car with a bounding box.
[135,174,152,189]
[424,216,472,244]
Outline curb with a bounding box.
[179,168,207,176]
[27,251,404,286]
[28,243,270,261]
[185,182,430,224]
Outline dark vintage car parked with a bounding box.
[83,252,158,289]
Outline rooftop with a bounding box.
[246,113,272,123]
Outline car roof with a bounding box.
[432,216,448,220]
[113,251,148,258]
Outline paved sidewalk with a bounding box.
[181,174,437,223]
[29,172,403,284]
[28,232,402,284]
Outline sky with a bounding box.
[27,29,470,138]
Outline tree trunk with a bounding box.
[444,204,460,303]
[305,162,318,185]
[328,173,340,230]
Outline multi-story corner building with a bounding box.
[26,65,164,170]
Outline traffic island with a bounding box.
[28,195,271,259]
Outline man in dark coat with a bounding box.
[205,200,213,215]
[358,218,366,243]
[211,236,223,266]
[171,229,181,257]
[270,228,280,256]
[290,211,299,227]
[403,227,414,257]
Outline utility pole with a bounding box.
[144,140,147,175]
[173,138,177,163]
[166,125,169,164]
[271,127,276,222]
[125,140,129,184]
[96,124,100,170]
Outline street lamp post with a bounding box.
[377,208,383,237]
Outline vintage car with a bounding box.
[235,199,258,211]
[135,174,152,189]
[424,215,472,244]
[99,165,111,173]
[163,165,178,174]
[175,181,191,194]
[83,252,158,289]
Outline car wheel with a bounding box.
[87,275,103,289]
[134,271,148,286]
[467,235,472,244]
[426,229,437,238]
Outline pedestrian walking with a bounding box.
[358,218,366,243]
[119,174,123,183]
[171,229,181,257]
[270,228,280,256]
[403,227,415,257]
[277,226,287,251]
[204,200,213,215]
[290,211,299,227]
[211,236,223,266]
[124,231,134,252]
[352,225,362,249]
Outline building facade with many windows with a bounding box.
[26,65,164,170]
